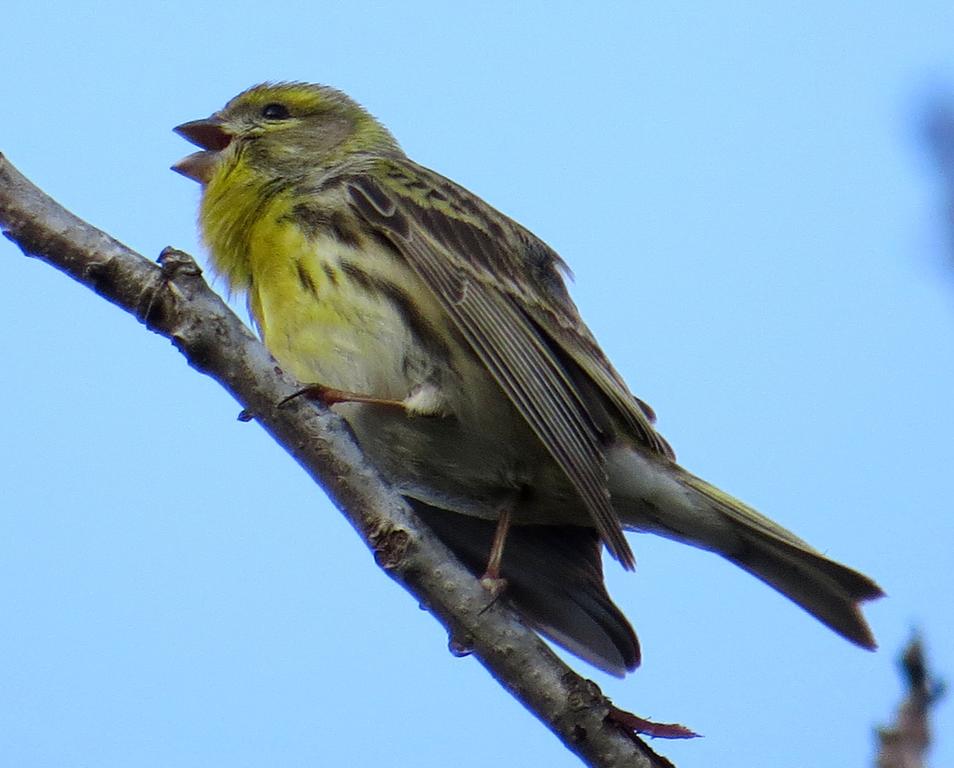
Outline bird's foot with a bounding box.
[607,703,700,740]
[478,574,509,600]
[280,383,405,409]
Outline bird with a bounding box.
[173,82,883,676]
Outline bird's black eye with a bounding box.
[261,103,291,121]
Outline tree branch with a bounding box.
[875,634,945,768]
[0,152,657,768]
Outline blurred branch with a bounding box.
[923,97,954,275]
[0,152,661,768]
[875,634,945,768]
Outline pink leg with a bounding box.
[280,384,407,409]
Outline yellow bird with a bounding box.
[174,82,882,676]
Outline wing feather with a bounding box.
[345,165,652,568]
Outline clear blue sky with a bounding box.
[2,3,952,767]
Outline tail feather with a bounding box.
[408,499,640,676]
[679,470,884,649]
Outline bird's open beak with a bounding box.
[172,116,231,184]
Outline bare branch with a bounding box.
[0,152,656,768]
[875,634,945,768]
[923,95,954,282]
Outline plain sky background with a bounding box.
[2,3,952,767]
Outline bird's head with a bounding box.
[172,82,399,185]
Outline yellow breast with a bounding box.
[247,218,423,398]
[199,169,446,404]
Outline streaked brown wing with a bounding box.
[528,304,675,460]
[357,158,672,460]
[345,166,637,569]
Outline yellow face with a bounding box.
[172,83,423,399]
[172,82,396,186]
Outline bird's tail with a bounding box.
[408,499,640,677]
[614,452,884,648]
[686,470,884,647]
